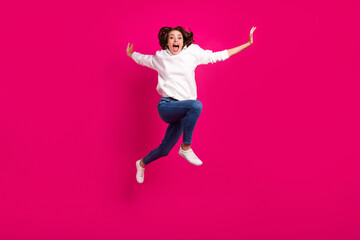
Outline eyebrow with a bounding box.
[169,34,182,36]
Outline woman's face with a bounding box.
[167,30,184,55]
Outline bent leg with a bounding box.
[182,100,202,145]
[142,119,184,165]
[158,99,203,145]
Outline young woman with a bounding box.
[127,26,256,183]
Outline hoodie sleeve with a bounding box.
[194,44,230,65]
[131,52,156,70]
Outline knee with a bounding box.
[191,100,203,112]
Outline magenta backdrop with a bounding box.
[1,0,359,239]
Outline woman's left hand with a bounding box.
[248,26,256,45]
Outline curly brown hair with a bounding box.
[158,26,195,50]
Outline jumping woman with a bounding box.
[127,26,256,183]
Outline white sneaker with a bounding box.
[136,160,145,183]
[178,147,203,166]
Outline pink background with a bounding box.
[1,0,359,239]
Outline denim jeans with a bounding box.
[142,97,203,165]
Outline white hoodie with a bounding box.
[131,44,229,100]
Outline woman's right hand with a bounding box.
[127,43,133,58]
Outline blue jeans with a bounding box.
[142,97,203,165]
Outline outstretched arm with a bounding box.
[227,26,256,57]
[127,43,156,70]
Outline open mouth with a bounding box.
[173,44,180,52]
